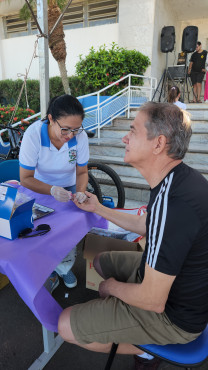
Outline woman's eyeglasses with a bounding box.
[56,119,84,136]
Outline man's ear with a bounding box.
[153,135,167,154]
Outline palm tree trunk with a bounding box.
[48,0,71,94]
[58,60,71,94]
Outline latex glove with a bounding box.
[75,192,87,204]
[50,186,72,202]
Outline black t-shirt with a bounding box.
[139,163,208,333]
[190,50,207,72]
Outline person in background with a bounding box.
[188,41,207,103]
[204,54,208,102]
[168,86,186,110]
[19,94,89,292]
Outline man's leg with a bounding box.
[58,307,143,355]
[193,83,197,102]
[93,252,106,278]
[196,82,202,101]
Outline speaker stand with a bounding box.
[152,54,175,102]
[181,55,197,103]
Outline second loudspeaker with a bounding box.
[182,26,198,53]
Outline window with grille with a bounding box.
[62,2,84,29]
[88,0,118,26]
[3,0,118,38]
[4,14,28,37]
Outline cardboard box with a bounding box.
[0,185,34,240]
[83,233,145,291]
[0,273,9,290]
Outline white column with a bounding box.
[0,18,5,80]
[37,0,49,118]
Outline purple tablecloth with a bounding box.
[0,186,107,332]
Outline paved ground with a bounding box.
[1,242,208,370]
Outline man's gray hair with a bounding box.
[139,102,192,160]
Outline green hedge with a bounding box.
[0,43,150,110]
[0,76,84,112]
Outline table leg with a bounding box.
[28,326,64,370]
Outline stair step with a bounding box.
[187,103,208,110]
[100,129,208,143]
[89,138,208,153]
[89,155,208,184]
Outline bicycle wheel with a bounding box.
[87,172,103,203]
[88,162,125,208]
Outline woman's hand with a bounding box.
[72,191,100,213]
[74,192,87,204]
[50,186,72,202]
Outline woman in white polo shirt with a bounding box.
[19,95,89,292]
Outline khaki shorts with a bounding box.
[70,251,201,345]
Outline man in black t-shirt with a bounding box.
[188,41,207,102]
[58,103,208,370]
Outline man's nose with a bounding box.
[122,134,129,144]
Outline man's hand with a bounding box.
[202,68,206,73]
[99,277,116,298]
[72,191,100,213]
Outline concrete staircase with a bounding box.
[89,103,208,206]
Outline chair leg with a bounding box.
[104,343,119,370]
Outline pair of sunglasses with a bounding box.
[18,224,51,239]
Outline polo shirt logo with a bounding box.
[69,149,77,163]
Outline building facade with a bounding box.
[0,0,208,84]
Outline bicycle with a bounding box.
[88,162,125,208]
[0,124,24,161]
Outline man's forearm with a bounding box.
[100,278,163,313]
[95,204,146,235]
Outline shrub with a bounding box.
[0,79,40,112]
[0,105,37,142]
[0,77,87,113]
[75,43,151,95]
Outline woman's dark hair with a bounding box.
[197,41,201,46]
[44,94,85,123]
[168,86,180,103]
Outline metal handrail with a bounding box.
[0,74,157,145]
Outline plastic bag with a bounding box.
[90,205,147,242]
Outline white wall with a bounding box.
[118,0,155,76]
[151,0,180,83]
[180,18,208,52]
[0,17,5,79]
[0,23,118,80]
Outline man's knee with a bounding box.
[93,252,106,278]
[58,307,75,342]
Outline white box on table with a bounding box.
[0,185,34,240]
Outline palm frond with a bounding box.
[19,0,36,21]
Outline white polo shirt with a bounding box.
[174,101,187,110]
[19,120,89,187]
